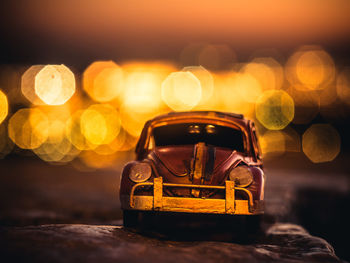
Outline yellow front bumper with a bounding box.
[121,177,264,215]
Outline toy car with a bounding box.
[120,111,265,228]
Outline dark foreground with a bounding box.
[0,153,349,262]
[0,223,340,263]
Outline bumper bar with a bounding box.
[121,177,263,215]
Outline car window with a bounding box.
[152,123,245,152]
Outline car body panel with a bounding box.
[120,111,265,216]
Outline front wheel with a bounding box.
[123,210,139,228]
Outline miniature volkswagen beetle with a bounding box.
[120,111,265,228]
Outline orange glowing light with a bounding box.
[161,72,202,111]
[214,72,255,118]
[0,123,14,159]
[83,61,124,102]
[65,110,92,151]
[182,66,214,106]
[283,127,301,152]
[336,68,350,106]
[255,90,294,130]
[259,130,286,157]
[80,104,121,146]
[120,98,164,137]
[242,58,284,90]
[233,72,262,103]
[34,138,74,163]
[286,86,319,124]
[286,46,335,90]
[8,108,49,149]
[79,150,118,169]
[117,62,174,137]
[302,124,341,163]
[0,89,8,124]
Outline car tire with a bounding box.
[123,210,139,228]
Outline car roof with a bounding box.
[136,111,252,155]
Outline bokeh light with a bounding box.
[336,68,350,106]
[22,65,76,105]
[80,104,121,146]
[2,45,350,167]
[182,66,214,106]
[0,123,14,159]
[302,124,341,163]
[117,62,175,137]
[241,58,283,91]
[255,90,294,130]
[0,89,8,124]
[8,108,49,149]
[21,65,45,105]
[259,130,286,157]
[234,72,262,103]
[283,127,301,152]
[213,72,256,118]
[83,61,123,102]
[79,150,118,169]
[65,110,92,151]
[252,57,284,90]
[180,43,236,70]
[120,99,163,137]
[286,46,335,91]
[286,86,319,124]
[161,71,202,111]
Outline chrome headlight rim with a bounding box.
[129,162,152,183]
[228,165,253,187]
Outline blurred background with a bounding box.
[0,0,349,260]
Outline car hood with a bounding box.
[147,143,246,197]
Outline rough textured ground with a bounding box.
[0,153,349,262]
[0,223,340,263]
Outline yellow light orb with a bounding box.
[0,89,8,124]
[182,66,214,105]
[161,72,202,111]
[80,104,121,146]
[33,138,73,162]
[83,61,123,102]
[255,90,294,130]
[65,110,91,151]
[8,108,49,149]
[34,65,75,105]
[302,124,341,163]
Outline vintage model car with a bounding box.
[120,111,265,228]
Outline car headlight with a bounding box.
[129,162,152,183]
[229,166,253,187]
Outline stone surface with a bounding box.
[0,223,340,263]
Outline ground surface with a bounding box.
[0,223,340,263]
[0,153,349,262]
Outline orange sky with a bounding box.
[8,0,350,45]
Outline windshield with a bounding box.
[152,123,245,152]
